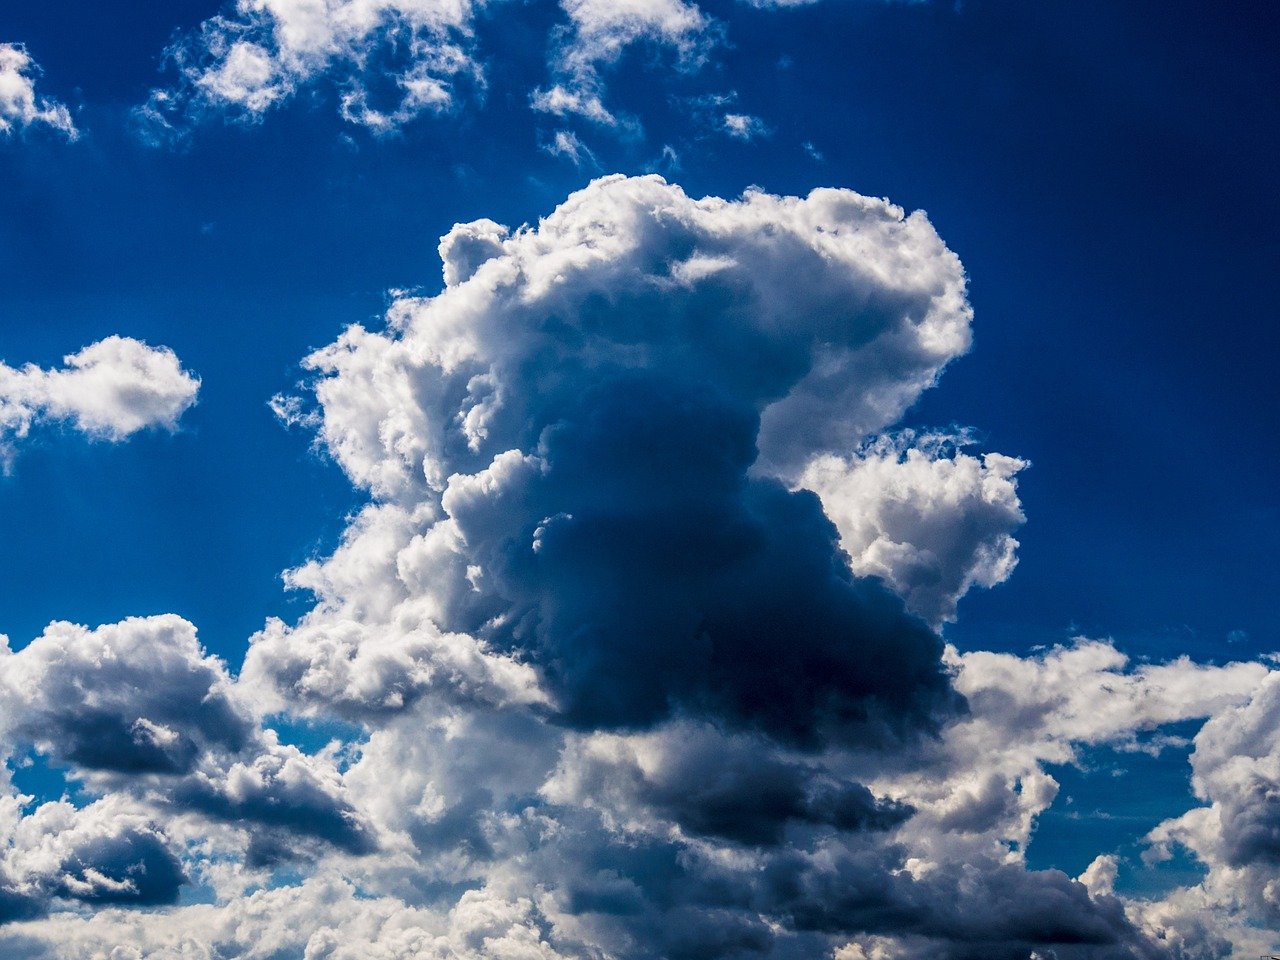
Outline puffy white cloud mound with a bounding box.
[801,431,1027,626]
[0,617,376,873]
[0,616,254,775]
[0,44,75,139]
[1136,672,1280,942]
[306,174,972,496]
[0,796,186,920]
[0,336,200,465]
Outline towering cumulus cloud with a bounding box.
[5,176,1272,958]
[0,43,76,139]
[252,174,976,744]
[0,336,200,467]
[232,176,1152,958]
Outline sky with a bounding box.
[0,1,1277,958]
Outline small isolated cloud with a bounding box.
[0,43,76,139]
[533,0,718,127]
[141,0,486,136]
[542,129,597,167]
[722,111,768,140]
[0,336,200,467]
[683,92,770,142]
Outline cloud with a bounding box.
[217,176,1219,957]
[9,635,1253,957]
[800,431,1026,626]
[0,875,570,960]
[722,111,768,140]
[240,502,550,722]
[253,174,980,747]
[1134,672,1280,948]
[141,0,485,134]
[0,797,186,921]
[533,0,718,127]
[0,616,253,775]
[0,617,375,864]
[0,336,200,467]
[543,129,598,167]
[8,175,1279,959]
[544,722,913,846]
[133,0,933,140]
[304,173,972,493]
[0,44,76,140]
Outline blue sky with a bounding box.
[0,1,1278,957]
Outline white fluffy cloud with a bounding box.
[249,175,977,752]
[145,0,485,133]
[0,44,76,139]
[1128,672,1280,952]
[0,873,568,960]
[0,336,200,466]
[144,0,744,136]
[0,795,185,919]
[301,174,972,497]
[136,0,950,138]
[8,633,1274,957]
[801,431,1027,625]
[240,501,549,721]
[0,617,375,872]
[7,176,1280,959]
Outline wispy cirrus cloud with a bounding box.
[137,0,487,139]
[137,0,770,138]
[0,43,76,140]
[532,0,717,127]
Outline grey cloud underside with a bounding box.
[0,617,375,900]
[445,377,960,744]
[49,826,186,907]
[0,800,190,922]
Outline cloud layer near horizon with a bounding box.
[1,177,1278,959]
